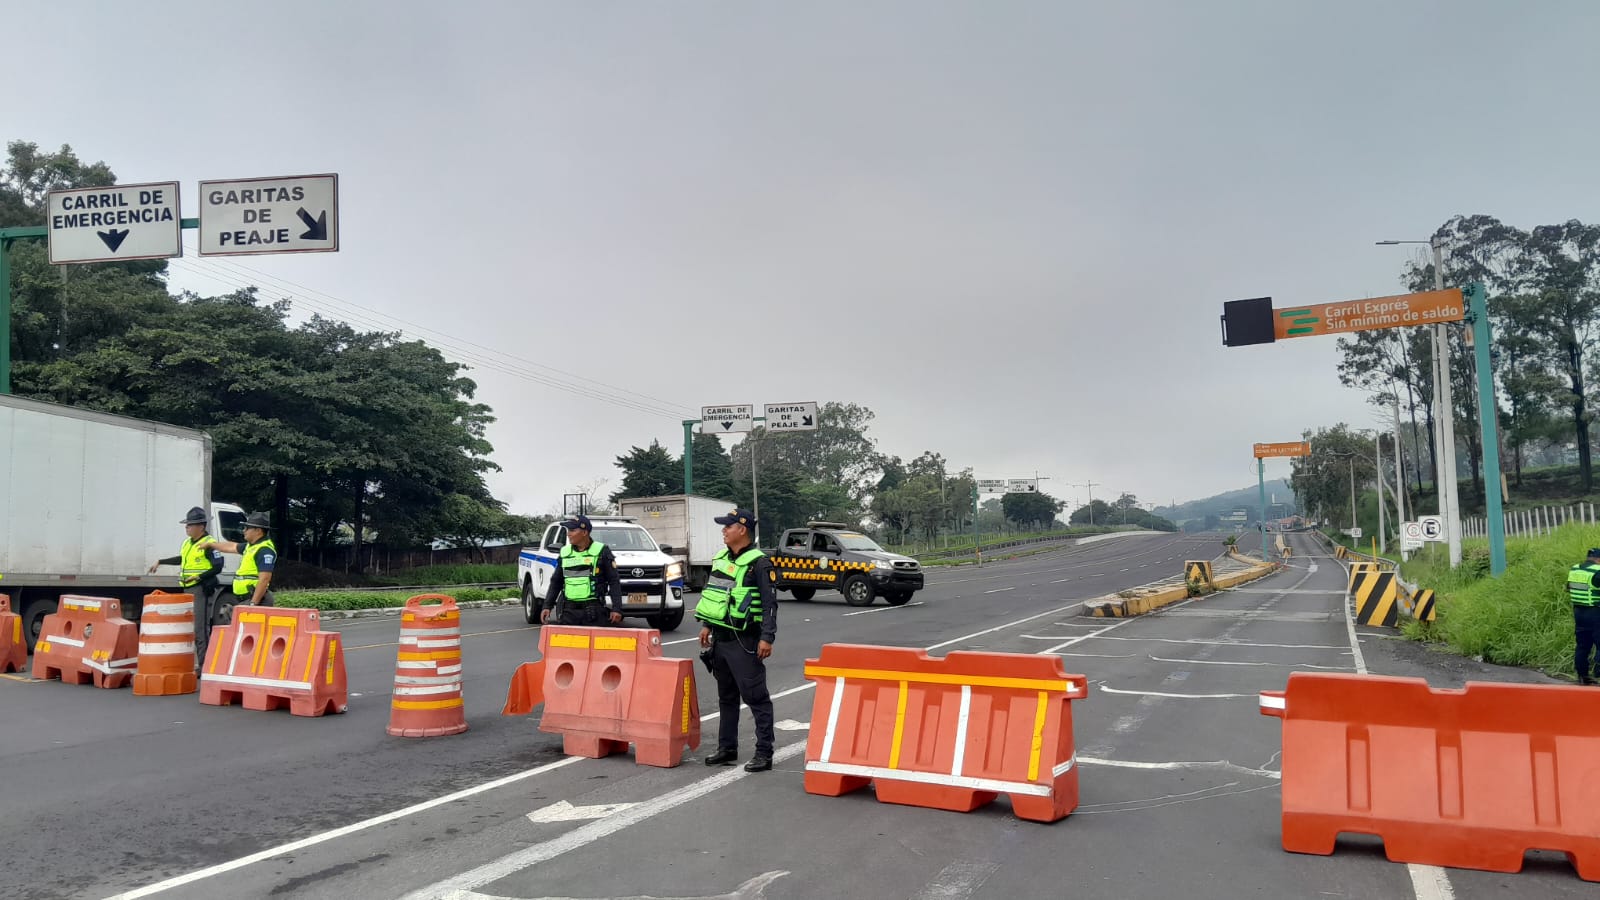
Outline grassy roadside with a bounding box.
[1399,526,1592,678]
[275,586,520,611]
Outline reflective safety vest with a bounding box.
[180,535,216,588]
[695,546,765,630]
[559,541,607,602]
[234,538,277,596]
[1568,563,1600,607]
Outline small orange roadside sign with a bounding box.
[1274,288,1464,340]
[1254,441,1311,459]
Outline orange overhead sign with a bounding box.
[1254,442,1311,459]
[1274,289,1464,340]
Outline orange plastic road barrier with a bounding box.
[132,591,198,696]
[1261,672,1600,881]
[0,595,23,674]
[803,644,1088,823]
[33,595,139,688]
[387,594,467,737]
[200,607,348,716]
[503,625,699,768]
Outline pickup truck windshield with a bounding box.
[592,527,660,552]
[834,533,885,552]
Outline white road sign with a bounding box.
[1401,521,1424,552]
[1348,527,1363,540]
[976,479,1008,494]
[702,404,753,433]
[763,401,817,432]
[1007,478,1038,493]
[47,182,181,264]
[1418,515,1445,542]
[198,173,339,256]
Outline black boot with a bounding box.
[704,749,738,766]
[743,756,772,772]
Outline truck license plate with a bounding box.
[626,592,649,606]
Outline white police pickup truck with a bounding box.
[518,516,688,630]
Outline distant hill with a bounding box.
[1154,479,1298,526]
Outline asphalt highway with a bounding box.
[1,531,1588,899]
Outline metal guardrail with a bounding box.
[279,581,517,595]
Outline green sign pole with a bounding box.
[1258,457,1269,562]
[1467,282,1507,575]
[972,484,981,568]
[682,419,696,495]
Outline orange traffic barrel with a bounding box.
[133,590,198,696]
[387,595,467,737]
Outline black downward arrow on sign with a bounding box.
[721,421,734,431]
[97,229,130,252]
[296,208,328,241]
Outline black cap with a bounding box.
[560,514,593,532]
[1588,548,1600,559]
[714,508,758,529]
[180,506,207,525]
[243,512,272,530]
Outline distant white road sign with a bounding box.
[976,479,1008,494]
[1401,521,1424,552]
[1007,478,1038,493]
[47,182,181,264]
[702,404,753,433]
[763,402,817,432]
[198,173,339,256]
[1419,515,1445,542]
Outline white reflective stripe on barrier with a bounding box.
[394,683,461,696]
[42,635,85,648]
[81,657,139,674]
[143,603,193,617]
[819,676,845,763]
[62,598,103,610]
[202,673,313,691]
[1259,694,1286,711]
[437,663,462,675]
[140,642,196,655]
[393,674,463,686]
[140,622,193,636]
[400,627,461,638]
[803,761,1059,797]
[396,661,438,670]
[950,685,972,777]
[408,639,461,650]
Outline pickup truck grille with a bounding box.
[892,560,920,572]
[618,565,664,580]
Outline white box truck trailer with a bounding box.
[0,395,245,648]
[615,494,732,591]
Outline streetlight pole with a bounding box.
[1377,239,1462,567]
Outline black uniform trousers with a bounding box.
[552,598,612,627]
[710,628,774,756]
[1576,604,1600,681]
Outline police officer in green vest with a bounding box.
[200,512,279,614]
[148,506,225,664]
[1567,548,1600,685]
[541,515,624,627]
[697,508,777,772]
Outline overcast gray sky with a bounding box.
[8,1,1599,515]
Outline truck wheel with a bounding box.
[20,598,53,653]
[842,575,875,607]
[522,580,539,625]
[884,591,913,606]
[649,608,685,631]
[787,587,816,602]
[213,597,239,627]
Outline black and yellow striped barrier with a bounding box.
[1184,560,1214,587]
[1409,588,1437,622]
[1350,566,1400,627]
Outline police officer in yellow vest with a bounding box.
[541,515,624,627]
[199,512,278,614]
[697,508,777,772]
[148,506,225,663]
[1567,548,1600,685]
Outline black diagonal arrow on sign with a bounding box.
[802,415,813,426]
[97,229,130,252]
[296,208,328,241]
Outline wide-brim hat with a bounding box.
[243,512,272,530]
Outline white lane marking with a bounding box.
[1147,655,1347,670]
[910,860,1001,899]
[402,741,810,899]
[842,601,924,617]
[1036,598,1200,655]
[110,596,1092,898]
[1095,684,1257,699]
[1070,635,1350,650]
[663,636,700,646]
[773,719,809,732]
[1053,652,1139,659]
[983,587,1015,594]
[1308,562,1319,573]
[1078,756,1281,780]
[455,872,790,900]
[526,800,637,824]
[1089,573,1105,577]
[99,754,587,900]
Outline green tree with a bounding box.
[1289,425,1379,530]
[690,432,736,501]
[434,494,541,562]
[611,440,682,501]
[1002,491,1065,528]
